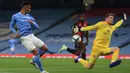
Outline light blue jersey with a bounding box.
[8,39,17,48]
[10,12,39,36]
[10,12,45,72]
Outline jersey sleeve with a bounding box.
[33,22,40,29]
[112,19,124,31]
[10,15,17,33]
[15,39,17,44]
[30,16,40,29]
[83,21,88,26]
[81,22,101,31]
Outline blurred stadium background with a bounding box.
[0,0,130,58]
[0,0,130,73]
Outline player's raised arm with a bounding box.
[113,19,124,29]
[33,22,40,29]
[113,13,127,29]
[10,15,17,33]
[28,16,40,29]
[81,22,100,31]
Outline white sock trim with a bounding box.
[64,46,67,50]
[78,58,81,62]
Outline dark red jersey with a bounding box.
[74,20,88,37]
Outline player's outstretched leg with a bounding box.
[30,49,45,69]
[31,49,49,73]
[59,44,87,61]
[59,44,68,53]
[75,48,99,69]
[30,57,39,69]
[81,52,86,60]
[30,44,48,69]
[59,44,80,55]
[40,45,49,73]
[75,56,94,69]
[38,49,46,57]
[109,60,121,68]
[81,43,87,60]
[109,47,121,68]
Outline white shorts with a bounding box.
[10,48,15,51]
[20,34,46,52]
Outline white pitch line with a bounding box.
[0,72,17,73]
[0,65,130,71]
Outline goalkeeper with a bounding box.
[75,13,127,69]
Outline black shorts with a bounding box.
[74,42,86,53]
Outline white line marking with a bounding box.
[0,64,130,71]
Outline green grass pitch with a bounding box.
[0,58,129,73]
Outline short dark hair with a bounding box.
[21,1,32,8]
[79,13,85,17]
[105,13,114,18]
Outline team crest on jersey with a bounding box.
[107,30,110,33]
[21,17,30,19]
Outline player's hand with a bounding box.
[72,25,79,33]
[123,13,127,21]
[13,33,20,38]
[28,20,34,24]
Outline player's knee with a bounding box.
[31,49,38,55]
[44,48,48,51]
[114,47,120,51]
[85,63,94,69]
[111,47,120,52]
[88,64,94,69]
[88,66,93,69]
[41,45,48,51]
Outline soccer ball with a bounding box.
[72,35,81,43]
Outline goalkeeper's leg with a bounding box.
[75,48,100,69]
[102,47,121,68]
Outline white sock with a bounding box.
[65,47,67,50]
[78,58,81,62]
